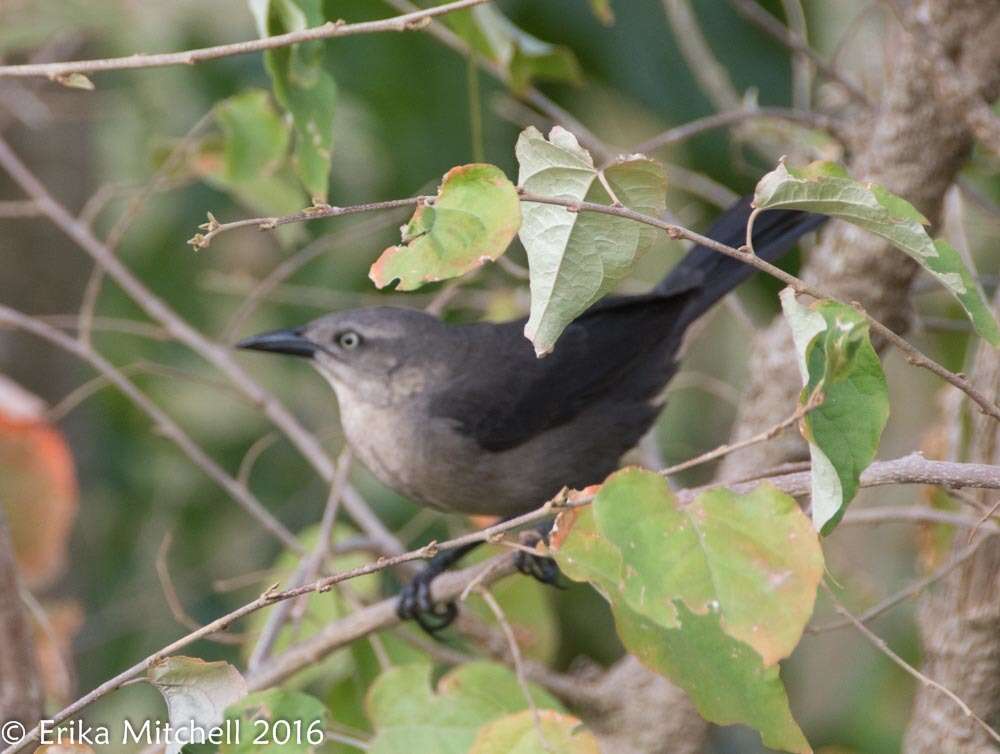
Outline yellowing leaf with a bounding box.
[370,164,520,290]
[551,469,821,754]
[469,709,600,754]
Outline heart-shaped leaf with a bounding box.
[551,469,822,754]
[516,126,666,355]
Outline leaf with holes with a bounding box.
[781,289,889,534]
[551,469,822,754]
[755,161,1000,345]
[366,662,563,754]
[516,126,666,355]
[148,656,247,754]
[249,0,337,202]
[370,164,520,291]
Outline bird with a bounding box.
[237,196,824,632]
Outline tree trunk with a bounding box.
[901,291,1000,753]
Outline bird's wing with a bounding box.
[429,292,692,452]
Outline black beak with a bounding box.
[236,328,317,358]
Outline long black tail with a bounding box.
[655,196,826,327]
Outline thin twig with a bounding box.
[155,531,244,644]
[631,107,844,155]
[189,198,423,249]
[660,0,741,111]
[661,392,821,477]
[0,134,405,563]
[474,587,551,751]
[0,0,492,80]
[727,0,873,107]
[807,534,991,633]
[179,181,1000,422]
[779,0,812,110]
[79,110,214,348]
[0,305,303,553]
[0,199,41,217]
[824,583,1000,744]
[246,449,353,671]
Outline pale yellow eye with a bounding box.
[337,331,361,350]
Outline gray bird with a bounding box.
[238,197,823,630]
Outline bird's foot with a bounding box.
[513,527,563,587]
[397,567,458,635]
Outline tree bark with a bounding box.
[901,290,1000,754]
[0,506,42,729]
[717,0,1000,481]
[709,1,1000,751]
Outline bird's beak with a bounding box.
[236,328,317,358]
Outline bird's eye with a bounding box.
[337,331,361,350]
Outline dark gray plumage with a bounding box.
[238,198,824,517]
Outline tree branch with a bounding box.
[0,0,491,81]
[0,134,405,562]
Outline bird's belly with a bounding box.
[337,397,558,515]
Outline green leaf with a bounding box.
[443,6,582,93]
[755,161,1000,345]
[147,656,248,754]
[516,126,667,355]
[215,90,291,183]
[194,90,306,225]
[223,689,328,754]
[369,164,520,290]
[551,469,820,754]
[468,709,600,754]
[366,662,563,754]
[249,0,337,202]
[780,290,890,534]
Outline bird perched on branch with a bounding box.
[238,196,823,632]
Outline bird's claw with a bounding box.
[514,529,564,588]
[397,569,458,635]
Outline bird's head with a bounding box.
[236,306,451,406]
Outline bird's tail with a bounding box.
[655,196,825,326]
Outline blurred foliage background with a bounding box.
[0,1,997,752]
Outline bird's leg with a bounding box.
[397,540,480,635]
[397,519,563,636]
[513,520,563,587]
